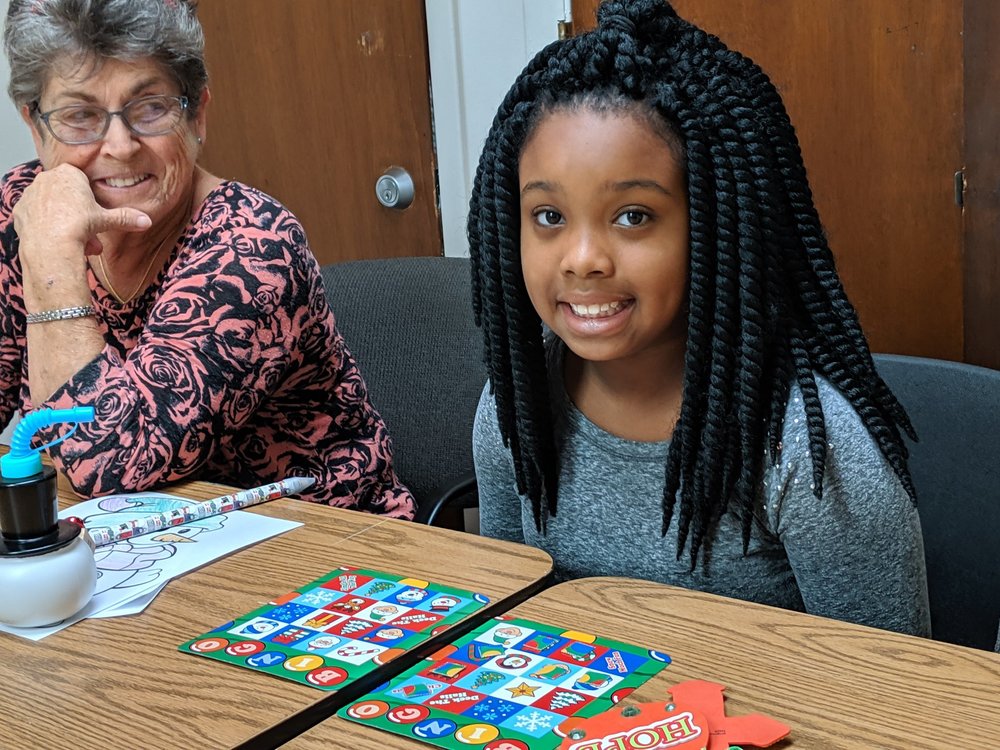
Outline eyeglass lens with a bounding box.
[44,96,186,144]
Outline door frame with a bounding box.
[426,0,569,257]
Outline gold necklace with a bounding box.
[94,229,176,304]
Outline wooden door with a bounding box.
[196,0,441,265]
[571,0,966,362]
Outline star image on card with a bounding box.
[506,681,540,698]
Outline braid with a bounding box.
[681,135,740,553]
[495,121,558,526]
[728,111,770,552]
[662,99,715,537]
[790,331,828,494]
[468,0,917,558]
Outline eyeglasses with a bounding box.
[33,95,189,145]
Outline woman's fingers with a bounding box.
[82,208,150,255]
[13,164,99,244]
[16,165,152,255]
[94,206,152,235]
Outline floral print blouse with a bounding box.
[0,161,414,518]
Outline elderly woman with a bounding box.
[0,0,415,517]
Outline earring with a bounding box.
[196,136,203,145]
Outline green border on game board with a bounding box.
[178,566,489,692]
[337,615,671,750]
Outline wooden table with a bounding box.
[1,480,552,750]
[288,576,1000,749]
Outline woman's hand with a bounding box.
[13,164,151,310]
[16,164,153,404]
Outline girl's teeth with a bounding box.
[570,301,623,318]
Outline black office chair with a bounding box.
[874,353,1000,650]
[320,257,484,526]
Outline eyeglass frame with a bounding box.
[30,95,190,146]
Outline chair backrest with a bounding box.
[873,353,1000,650]
[320,257,485,517]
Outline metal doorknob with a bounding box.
[375,166,415,209]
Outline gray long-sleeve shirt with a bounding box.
[474,339,931,637]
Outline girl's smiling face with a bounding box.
[518,106,690,372]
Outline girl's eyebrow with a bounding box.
[521,179,674,198]
[609,179,673,196]
[521,180,561,197]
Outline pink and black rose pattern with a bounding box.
[0,162,415,519]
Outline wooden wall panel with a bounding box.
[572,1,966,361]
[197,0,441,266]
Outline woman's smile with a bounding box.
[91,171,155,205]
[97,173,150,189]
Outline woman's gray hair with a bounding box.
[4,0,207,116]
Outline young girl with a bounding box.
[469,0,930,636]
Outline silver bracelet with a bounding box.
[24,305,96,324]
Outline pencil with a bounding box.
[83,476,315,547]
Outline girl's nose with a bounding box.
[560,229,614,277]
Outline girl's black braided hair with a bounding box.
[468,0,916,562]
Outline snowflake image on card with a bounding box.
[339,616,671,749]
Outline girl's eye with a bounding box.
[615,210,649,227]
[534,209,564,227]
